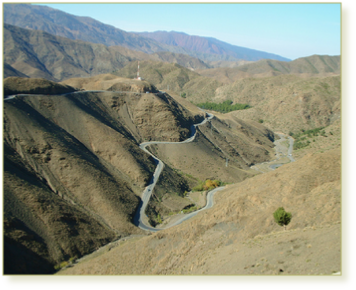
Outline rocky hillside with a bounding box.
[59,148,341,275]
[3,24,210,81]
[3,3,185,54]
[3,24,133,81]
[3,76,277,274]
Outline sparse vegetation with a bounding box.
[182,205,198,214]
[196,100,251,113]
[293,126,326,150]
[273,207,292,231]
[192,179,222,192]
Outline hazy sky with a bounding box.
[37,2,341,60]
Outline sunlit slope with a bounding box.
[60,148,341,275]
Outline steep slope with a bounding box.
[4,62,29,79]
[4,95,145,273]
[3,24,131,81]
[59,148,341,275]
[2,83,195,273]
[3,3,186,55]
[4,4,289,64]
[137,31,291,62]
[3,76,281,274]
[4,143,117,274]
[3,24,210,82]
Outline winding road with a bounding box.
[133,111,221,232]
[5,92,294,233]
[5,91,223,233]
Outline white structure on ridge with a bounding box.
[136,61,142,80]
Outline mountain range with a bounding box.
[4,3,290,63]
[137,30,290,62]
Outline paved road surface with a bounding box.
[134,111,220,232]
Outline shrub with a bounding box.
[192,181,204,192]
[157,213,162,224]
[192,179,222,192]
[203,179,220,190]
[273,207,292,231]
[258,119,264,123]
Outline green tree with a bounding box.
[273,207,292,231]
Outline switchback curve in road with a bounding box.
[133,111,225,232]
[4,92,224,232]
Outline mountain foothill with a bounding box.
[3,3,341,275]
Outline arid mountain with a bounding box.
[137,31,291,62]
[112,57,340,135]
[196,55,340,83]
[113,60,223,101]
[3,3,187,55]
[3,24,132,81]
[59,147,341,275]
[212,74,341,133]
[3,76,277,274]
[3,24,210,82]
[4,4,290,64]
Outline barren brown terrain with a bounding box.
[2,3,342,278]
[3,75,280,274]
[59,148,341,275]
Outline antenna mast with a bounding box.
[137,61,140,80]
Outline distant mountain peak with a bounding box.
[4,3,290,63]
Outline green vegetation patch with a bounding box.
[195,100,251,113]
[290,127,326,150]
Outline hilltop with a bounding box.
[113,60,223,101]
[4,77,77,96]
